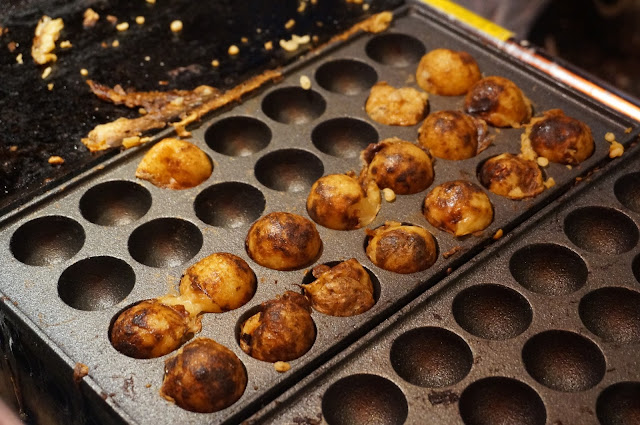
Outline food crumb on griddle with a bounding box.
[16,53,23,64]
[73,363,89,383]
[170,20,183,33]
[605,132,616,142]
[111,40,119,48]
[135,16,145,25]
[146,0,156,4]
[47,83,54,90]
[264,40,273,50]
[383,188,396,202]
[300,75,311,90]
[492,228,503,240]
[625,127,632,133]
[228,44,239,55]
[211,59,219,67]
[116,22,129,32]
[41,66,52,79]
[285,19,296,30]
[274,361,291,373]
[83,8,99,28]
[536,157,549,167]
[80,68,88,76]
[604,132,624,158]
[59,40,72,49]
[7,41,16,52]
[241,37,249,43]
[48,155,64,165]
[442,246,463,259]
[106,15,118,25]
[31,15,64,65]
[544,177,556,189]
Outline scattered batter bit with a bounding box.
[239,291,316,362]
[301,258,375,316]
[416,48,481,96]
[47,155,64,165]
[245,212,322,271]
[366,221,437,274]
[423,180,493,237]
[31,15,64,65]
[418,110,491,160]
[161,338,246,413]
[274,361,291,373]
[479,153,544,199]
[365,82,429,126]
[464,76,532,128]
[82,8,100,28]
[604,131,624,158]
[361,138,434,194]
[170,20,183,33]
[306,173,381,230]
[135,138,212,189]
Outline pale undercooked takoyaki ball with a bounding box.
[245,212,322,271]
[361,138,434,195]
[418,110,490,160]
[479,153,544,199]
[239,291,315,362]
[365,221,437,274]
[527,109,594,165]
[464,76,532,128]
[423,180,493,237]
[161,338,247,413]
[306,173,381,230]
[416,48,481,96]
[365,82,429,126]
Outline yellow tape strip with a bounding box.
[420,0,515,41]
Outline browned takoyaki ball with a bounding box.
[479,153,544,199]
[160,338,247,413]
[464,76,532,127]
[245,212,322,271]
[110,299,201,359]
[306,173,381,230]
[418,110,491,160]
[135,138,212,189]
[301,258,375,317]
[365,82,429,126]
[365,221,437,274]
[361,138,434,195]
[526,109,594,165]
[178,253,257,314]
[239,291,316,362]
[416,48,482,96]
[423,180,493,237]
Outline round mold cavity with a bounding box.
[80,180,152,226]
[452,284,532,340]
[301,260,381,306]
[194,182,265,228]
[322,374,408,425]
[311,118,378,159]
[596,382,640,425]
[509,243,588,296]
[579,287,640,344]
[254,149,323,192]
[365,33,426,67]
[315,59,377,95]
[205,116,271,157]
[459,377,546,425]
[11,216,85,266]
[522,330,606,392]
[615,172,640,213]
[261,87,326,125]
[564,207,638,255]
[58,256,135,311]
[128,218,202,268]
[390,327,473,388]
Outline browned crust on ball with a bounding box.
[365,82,428,126]
[464,76,532,128]
[416,49,481,96]
[418,111,490,160]
[365,222,437,274]
[479,153,544,199]
[528,109,594,164]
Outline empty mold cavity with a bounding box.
[509,243,588,296]
[58,256,135,311]
[301,261,381,306]
[11,216,85,266]
[564,207,638,255]
[128,218,202,268]
[596,382,640,425]
[315,59,377,95]
[390,327,472,388]
[459,377,546,425]
[311,118,378,158]
[452,284,532,340]
[522,330,606,392]
[615,172,640,213]
[194,182,265,228]
[205,116,271,156]
[579,287,640,344]
[262,87,326,125]
[80,180,152,226]
[365,33,425,67]
[254,149,323,192]
[322,374,408,425]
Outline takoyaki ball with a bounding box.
[302,258,375,317]
[361,138,434,195]
[479,153,544,199]
[179,253,257,314]
[239,291,315,362]
[135,138,212,189]
[423,180,493,237]
[306,173,381,230]
[464,76,532,128]
[416,48,481,96]
[245,212,322,271]
[418,110,491,160]
[365,221,437,274]
[161,338,247,413]
[526,109,594,164]
[110,299,201,359]
[365,82,429,126]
